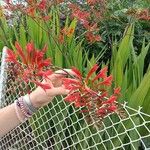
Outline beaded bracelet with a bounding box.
[17,97,32,118]
[14,100,27,123]
[15,95,38,123]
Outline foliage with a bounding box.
[108,24,150,149]
[110,24,150,112]
[83,0,150,63]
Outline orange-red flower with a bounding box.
[86,64,99,82]
[26,7,36,17]
[92,66,107,82]
[62,27,75,37]
[42,15,51,21]
[83,23,99,32]
[68,1,104,44]
[86,32,101,43]
[136,9,150,21]
[58,33,64,44]
[87,0,97,5]
[69,4,90,23]
[6,42,53,90]
[63,64,121,120]
[38,0,47,11]
[114,87,121,95]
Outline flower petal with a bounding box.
[86,64,99,81]
[92,66,108,82]
[71,67,82,80]
[15,41,27,64]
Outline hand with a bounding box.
[29,69,74,108]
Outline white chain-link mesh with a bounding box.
[0,47,150,150]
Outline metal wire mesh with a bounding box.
[0,47,150,150]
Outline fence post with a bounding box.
[0,46,8,108]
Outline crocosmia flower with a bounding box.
[63,64,122,127]
[6,42,53,91]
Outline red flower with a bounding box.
[6,49,17,64]
[70,5,90,23]
[92,66,108,82]
[114,87,121,95]
[97,104,117,117]
[68,2,103,44]
[98,91,108,100]
[63,78,81,90]
[61,27,75,37]
[136,9,150,21]
[98,75,113,86]
[86,64,99,82]
[38,0,47,11]
[63,64,121,122]
[71,67,82,80]
[42,15,51,21]
[15,42,27,65]
[6,42,53,90]
[65,92,81,102]
[97,107,107,117]
[37,58,51,69]
[58,34,64,44]
[26,7,36,17]
[83,23,99,32]
[87,0,97,5]
[86,32,101,43]
[108,105,117,112]
[65,91,87,108]
[102,95,117,104]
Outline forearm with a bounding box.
[0,102,25,138]
[0,94,54,138]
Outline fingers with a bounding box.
[45,69,76,86]
[57,87,70,95]
[47,86,70,96]
[42,68,77,89]
[55,69,73,74]
[54,69,76,78]
[45,69,76,81]
[43,68,76,81]
[41,78,54,87]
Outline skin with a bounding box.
[0,69,73,138]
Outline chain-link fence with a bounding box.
[0,47,150,150]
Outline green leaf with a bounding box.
[54,47,63,67]
[113,24,134,86]
[129,70,150,108]
[19,25,27,48]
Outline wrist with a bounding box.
[23,94,38,113]
[29,90,52,108]
[29,92,42,109]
